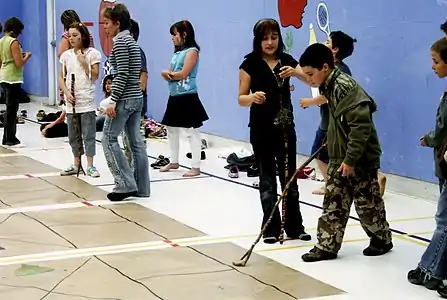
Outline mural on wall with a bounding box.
[278,0,308,54]
[99,0,116,75]
[277,0,308,91]
[308,1,332,98]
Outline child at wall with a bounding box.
[58,22,101,178]
[159,20,209,177]
[298,43,392,262]
[408,37,447,298]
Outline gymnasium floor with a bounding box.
[0,102,440,299]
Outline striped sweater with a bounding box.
[109,30,142,102]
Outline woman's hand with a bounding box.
[251,91,266,104]
[279,66,296,78]
[161,70,173,81]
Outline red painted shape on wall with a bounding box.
[99,0,116,57]
[278,0,308,29]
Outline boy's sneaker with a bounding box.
[302,247,338,262]
[87,166,100,178]
[363,237,393,256]
[60,165,78,176]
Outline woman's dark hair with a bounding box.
[0,22,2,34]
[250,18,285,58]
[169,20,200,52]
[130,19,140,42]
[102,3,131,32]
[60,9,81,31]
[4,17,24,38]
[68,22,91,49]
[102,74,114,96]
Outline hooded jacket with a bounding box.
[320,68,382,168]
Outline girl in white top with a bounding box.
[58,22,101,177]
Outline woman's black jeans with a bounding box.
[1,83,21,145]
[250,124,305,239]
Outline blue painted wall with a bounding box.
[8,0,447,183]
[20,0,48,97]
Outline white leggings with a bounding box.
[167,126,202,169]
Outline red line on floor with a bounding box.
[163,239,179,247]
[81,201,94,207]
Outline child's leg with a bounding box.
[160,126,180,172]
[311,128,329,195]
[61,113,83,176]
[183,127,201,177]
[302,163,354,262]
[81,111,99,177]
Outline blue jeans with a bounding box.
[418,178,447,279]
[102,98,150,196]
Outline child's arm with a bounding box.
[169,49,198,80]
[423,98,447,148]
[90,63,99,81]
[342,103,373,167]
[110,40,130,102]
[300,95,327,108]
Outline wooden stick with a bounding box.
[232,143,325,267]
[70,74,85,177]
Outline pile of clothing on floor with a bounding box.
[143,118,167,139]
[151,139,208,169]
[221,148,322,187]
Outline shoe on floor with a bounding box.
[151,155,170,169]
[407,267,442,290]
[87,166,100,178]
[302,247,337,262]
[228,165,239,178]
[363,237,393,256]
[288,232,311,241]
[438,284,447,298]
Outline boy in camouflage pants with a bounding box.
[298,43,393,262]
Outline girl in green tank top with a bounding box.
[0,17,31,146]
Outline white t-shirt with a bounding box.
[60,48,101,114]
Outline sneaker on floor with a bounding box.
[363,238,393,256]
[438,284,447,298]
[302,246,337,262]
[288,232,312,241]
[60,165,78,176]
[151,155,170,169]
[408,267,442,290]
[87,166,100,178]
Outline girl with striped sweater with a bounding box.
[101,4,150,202]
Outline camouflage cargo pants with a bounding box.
[316,162,392,254]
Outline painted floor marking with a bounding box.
[0,199,139,215]
[0,229,433,266]
[0,172,61,181]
